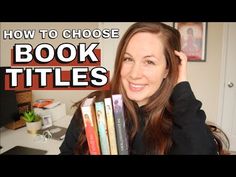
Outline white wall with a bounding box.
[187,23,224,123]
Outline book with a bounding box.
[104,97,118,155]
[81,97,101,155]
[112,94,129,155]
[95,101,110,155]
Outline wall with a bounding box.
[0,22,225,122]
[187,23,223,123]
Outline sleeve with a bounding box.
[59,114,80,155]
[168,81,218,155]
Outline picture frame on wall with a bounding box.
[174,22,207,62]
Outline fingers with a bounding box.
[174,50,187,64]
[174,50,187,84]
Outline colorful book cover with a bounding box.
[112,94,129,155]
[81,97,101,155]
[95,101,111,155]
[104,97,118,155]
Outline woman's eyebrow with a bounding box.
[143,55,158,60]
[124,53,159,61]
[124,52,132,57]
[144,54,155,58]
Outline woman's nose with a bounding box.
[129,63,142,79]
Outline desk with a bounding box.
[0,115,72,155]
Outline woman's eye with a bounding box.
[145,60,155,65]
[123,57,133,62]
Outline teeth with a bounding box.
[130,83,145,88]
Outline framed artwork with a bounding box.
[174,22,207,62]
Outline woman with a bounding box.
[60,22,228,155]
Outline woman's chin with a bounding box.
[127,94,146,105]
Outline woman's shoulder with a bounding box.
[171,81,194,101]
[173,81,191,91]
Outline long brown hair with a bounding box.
[73,22,181,154]
[112,22,181,154]
[73,22,228,155]
[208,124,230,155]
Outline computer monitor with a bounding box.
[0,67,19,150]
[0,67,19,128]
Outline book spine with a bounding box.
[112,94,129,155]
[81,105,101,155]
[104,98,118,155]
[95,101,111,155]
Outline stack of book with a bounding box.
[80,94,129,155]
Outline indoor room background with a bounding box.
[1,22,235,150]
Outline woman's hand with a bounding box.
[174,50,188,84]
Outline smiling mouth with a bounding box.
[129,82,146,91]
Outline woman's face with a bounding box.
[121,32,169,106]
